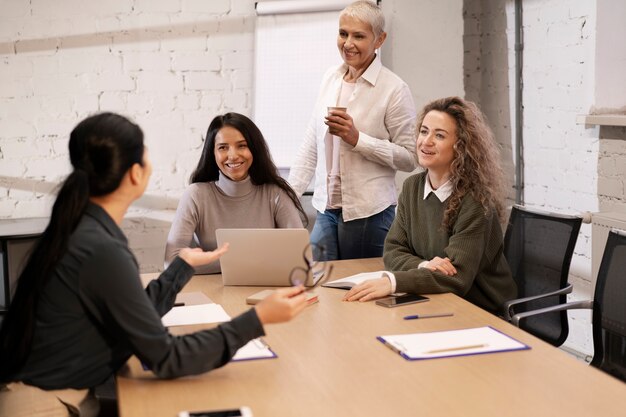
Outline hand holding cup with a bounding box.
[325,107,359,146]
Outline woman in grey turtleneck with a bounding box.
[165,113,307,274]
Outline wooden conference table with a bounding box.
[117,258,626,417]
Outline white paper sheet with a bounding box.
[161,304,231,327]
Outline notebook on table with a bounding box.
[216,228,321,287]
[246,289,319,305]
[322,271,387,290]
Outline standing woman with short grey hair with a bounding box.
[289,0,418,261]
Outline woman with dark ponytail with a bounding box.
[0,113,308,417]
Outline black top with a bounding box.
[14,203,264,390]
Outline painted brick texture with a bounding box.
[0,0,257,272]
[461,0,626,357]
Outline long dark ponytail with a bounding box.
[0,112,144,381]
[190,112,308,226]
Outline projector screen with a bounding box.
[253,7,343,168]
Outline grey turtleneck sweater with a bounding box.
[165,173,303,274]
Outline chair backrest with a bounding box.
[503,205,582,346]
[591,229,626,382]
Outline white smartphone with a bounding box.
[178,407,253,417]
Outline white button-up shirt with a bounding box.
[288,57,418,221]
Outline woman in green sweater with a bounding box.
[343,97,516,314]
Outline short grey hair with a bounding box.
[340,1,385,38]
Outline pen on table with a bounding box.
[173,302,185,307]
[425,344,487,354]
[403,312,454,320]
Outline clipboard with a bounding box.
[231,338,277,362]
[141,338,277,371]
[377,326,530,360]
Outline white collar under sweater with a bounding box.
[215,172,254,197]
[423,175,453,202]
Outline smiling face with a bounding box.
[214,126,253,182]
[337,15,386,74]
[416,110,458,180]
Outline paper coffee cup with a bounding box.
[327,106,347,114]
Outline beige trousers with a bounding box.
[0,382,99,417]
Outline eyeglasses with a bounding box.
[289,243,333,288]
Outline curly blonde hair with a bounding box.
[417,97,506,231]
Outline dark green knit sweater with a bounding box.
[383,172,516,314]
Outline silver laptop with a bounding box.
[216,228,319,286]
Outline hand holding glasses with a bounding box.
[289,243,333,289]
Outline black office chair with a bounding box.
[513,229,626,382]
[502,205,582,346]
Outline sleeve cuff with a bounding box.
[173,256,195,273]
[230,308,265,345]
[352,131,377,155]
[382,271,397,293]
[418,261,429,269]
[165,256,196,291]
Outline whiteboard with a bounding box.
[253,11,342,168]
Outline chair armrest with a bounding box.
[511,299,594,326]
[503,283,574,321]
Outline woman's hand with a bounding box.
[343,277,392,302]
[178,243,229,268]
[255,286,308,325]
[424,256,457,276]
[325,109,359,146]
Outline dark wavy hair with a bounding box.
[190,112,307,225]
[417,97,506,232]
[0,112,144,382]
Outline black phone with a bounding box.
[375,294,429,308]
[179,407,252,417]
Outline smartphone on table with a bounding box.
[178,407,253,417]
[375,294,429,308]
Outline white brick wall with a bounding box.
[522,3,600,362]
[0,0,257,272]
[598,127,626,211]
[463,0,616,357]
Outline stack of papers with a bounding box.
[378,326,529,360]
